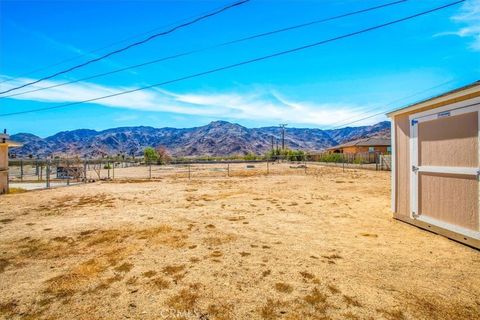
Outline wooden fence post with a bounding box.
[46,159,50,188]
[20,159,23,182]
[84,160,87,183]
[66,159,70,186]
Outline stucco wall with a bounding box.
[0,145,8,195]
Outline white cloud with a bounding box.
[0,75,384,127]
[437,0,480,51]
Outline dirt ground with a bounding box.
[0,164,479,320]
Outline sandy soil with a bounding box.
[0,164,479,320]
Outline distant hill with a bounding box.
[10,120,390,158]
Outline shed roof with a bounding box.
[328,137,390,150]
[0,134,23,147]
[387,80,480,117]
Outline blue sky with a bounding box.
[0,0,479,137]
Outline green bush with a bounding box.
[318,153,343,163]
[143,147,158,163]
[244,152,258,161]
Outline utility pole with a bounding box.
[271,136,274,155]
[279,124,287,151]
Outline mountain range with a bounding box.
[9,120,390,158]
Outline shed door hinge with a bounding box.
[412,165,419,173]
[411,119,418,126]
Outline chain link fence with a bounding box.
[7,153,390,192]
[7,159,310,191]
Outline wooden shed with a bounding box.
[388,80,480,248]
[0,132,22,195]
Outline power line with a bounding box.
[333,99,480,129]
[0,0,465,118]
[0,0,250,95]
[0,1,256,85]
[0,0,409,99]
[327,77,465,129]
[328,77,478,129]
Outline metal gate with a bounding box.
[410,99,480,240]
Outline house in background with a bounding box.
[327,137,391,154]
[0,131,22,195]
[388,80,480,249]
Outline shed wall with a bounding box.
[0,171,7,195]
[419,173,478,230]
[418,112,478,167]
[0,145,7,170]
[393,114,411,218]
[392,91,480,248]
[0,145,7,195]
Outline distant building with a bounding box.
[0,132,23,194]
[327,137,391,154]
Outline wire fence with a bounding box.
[7,159,305,191]
[306,152,391,171]
[6,154,390,192]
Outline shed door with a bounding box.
[410,102,480,240]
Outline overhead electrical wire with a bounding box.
[0,1,257,85]
[0,0,409,99]
[332,99,480,129]
[326,77,466,129]
[0,0,250,95]
[0,0,465,118]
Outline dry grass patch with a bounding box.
[303,287,328,308]
[202,233,237,246]
[162,264,186,276]
[150,277,170,290]
[207,302,235,320]
[167,288,199,311]
[7,187,27,194]
[35,194,116,215]
[299,271,315,281]
[0,258,10,273]
[0,218,14,224]
[275,282,293,294]
[86,229,126,247]
[377,308,407,320]
[16,237,76,260]
[114,262,133,273]
[327,284,340,295]
[210,250,223,258]
[142,270,157,278]
[360,233,378,238]
[343,295,362,307]
[259,299,281,320]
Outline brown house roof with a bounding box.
[328,137,391,150]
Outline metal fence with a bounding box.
[307,152,391,171]
[6,154,390,192]
[7,159,309,191]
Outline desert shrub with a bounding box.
[143,147,158,164]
